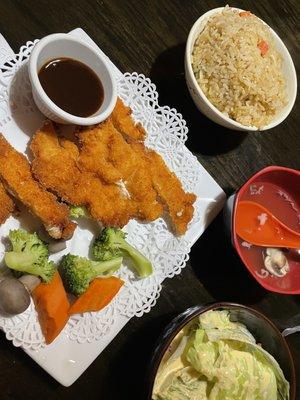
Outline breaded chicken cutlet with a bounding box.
[111,107,196,233]
[0,134,76,239]
[78,119,163,222]
[0,182,15,224]
[30,121,135,227]
[112,99,196,233]
[78,99,196,234]
[131,143,196,235]
[111,97,146,142]
[78,118,196,235]
[30,99,197,235]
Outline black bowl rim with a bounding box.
[147,301,296,400]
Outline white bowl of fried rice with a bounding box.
[185,6,297,131]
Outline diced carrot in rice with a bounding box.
[257,40,269,56]
[239,11,251,17]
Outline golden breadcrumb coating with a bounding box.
[31,121,135,227]
[111,97,146,142]
[0,134,75,239]
[0,182,15,224]
[77,119,163,222]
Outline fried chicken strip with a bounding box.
[0,134,76,239]
[111,97,146,142]
[78,113,195,233]
[78,120,163,221]
[31,121,135,227]
[77,123,122,184]
[0,182,15,224]
[110,99,196,234]
[132,143,196,235]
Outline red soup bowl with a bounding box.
[232,166,300,294]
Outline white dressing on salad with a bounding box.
[152,310,290,400]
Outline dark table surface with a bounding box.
[0,0,299,399]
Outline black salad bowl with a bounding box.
[146,302,296,399]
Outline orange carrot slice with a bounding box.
[239,11,251,17]
[69,276,124,315]
[257,40,269,56]
[33,272,70,344]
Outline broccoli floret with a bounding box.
[92,228,152,278]
[60,254,123,296]
[69,205,90,219]
[4,229,56,283]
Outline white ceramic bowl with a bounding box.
[28,33,117,125]
[185,7,297,131]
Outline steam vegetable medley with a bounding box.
[152,310,289,400]
[0,227,152,344]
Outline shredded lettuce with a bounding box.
[152,310,290,400]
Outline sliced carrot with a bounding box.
[239,11,251,17]
[257,40,269,56]
[32,272,70,344]
[69,276,124,315]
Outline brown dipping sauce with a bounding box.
[38,58,104,117]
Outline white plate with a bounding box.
[0,28,225,386]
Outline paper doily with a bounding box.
[0,40,201,349]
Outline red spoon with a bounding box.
[235,201,300,249]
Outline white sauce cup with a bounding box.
[28,33,117,125]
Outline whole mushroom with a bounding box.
[264,248,289,277]
[0,275,41,315]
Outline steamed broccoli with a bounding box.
[92,228,152,278]
[59,254,123,295]
[69,205,90,219]
[4,229,56,283]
